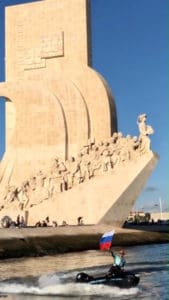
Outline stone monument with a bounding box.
[0,0,158,226]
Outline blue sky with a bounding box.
[0,0,168,212]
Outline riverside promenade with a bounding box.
[0,225,168,259]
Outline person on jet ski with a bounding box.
[107,248,126,276]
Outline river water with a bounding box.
[0,243,168,300]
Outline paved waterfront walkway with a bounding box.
[0,225,168,259]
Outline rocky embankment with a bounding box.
[0,225,168,259]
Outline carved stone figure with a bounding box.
[17,181,30,209]
[127,136,140,160]
[111,149,120,168]
[137,113,154,154]
[65,157,81,189]
[119,148,130,164]
[29,176,36,191]
[57,159,68,191]
[89,145,101,176]
[47,170,62,196]
[115,132,126,150]
[3,185,19,204]
[110,132,118,144]
[36,170,46,188]
[101,148,113,172]
[137,114,154,136]
[79,148,91,181]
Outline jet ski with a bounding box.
[76,270,140,288]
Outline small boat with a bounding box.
[75,270,140,288]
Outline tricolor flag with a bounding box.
[99,230,115,250]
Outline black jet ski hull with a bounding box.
[76,271,140,288]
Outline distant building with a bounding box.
[150,212,169,222]
[127,211,169,223]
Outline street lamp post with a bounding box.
[154,197,163,220]
[159,197,163,220]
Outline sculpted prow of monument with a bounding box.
[0,0,158,226]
